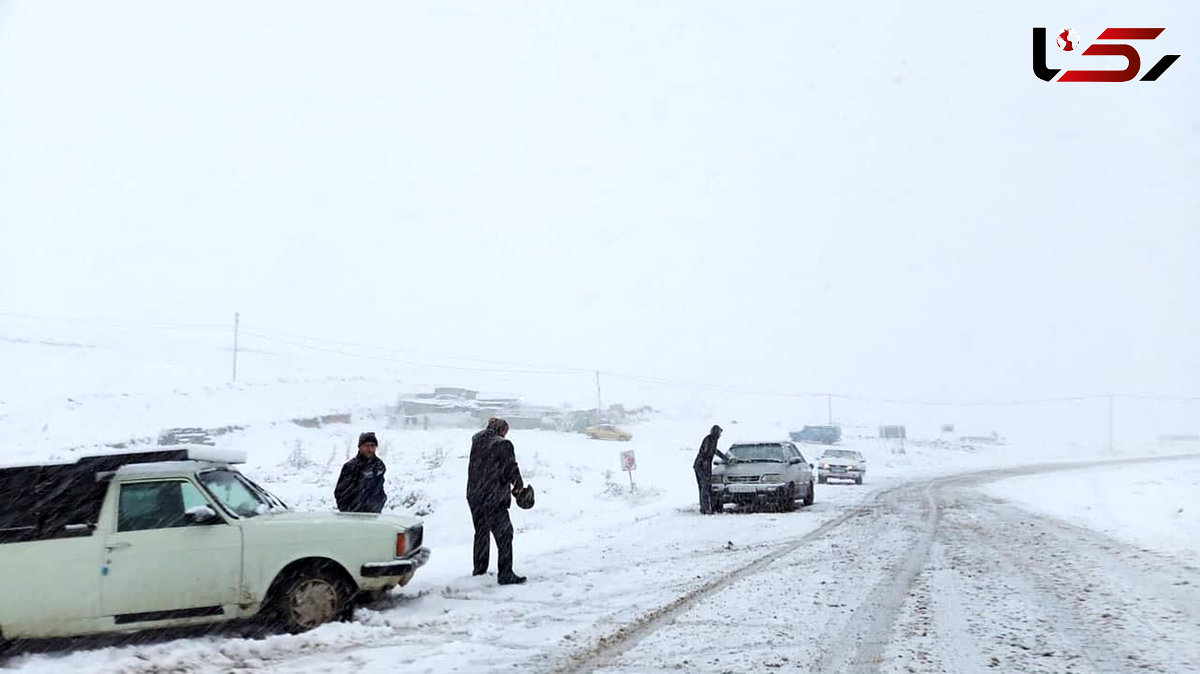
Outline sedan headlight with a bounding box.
[821,463,830,469]
[760,473,782,483]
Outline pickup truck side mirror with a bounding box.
[185,505,218,524]
[809,463,815,470]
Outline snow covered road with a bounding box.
[559,457,1200,674]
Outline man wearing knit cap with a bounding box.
[335,432,387,513]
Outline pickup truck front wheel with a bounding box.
[278,569,350,633]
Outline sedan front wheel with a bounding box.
[779,484,798,512]
[277,570,349,633]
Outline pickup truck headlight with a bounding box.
[395,532,408,558]
[761,473,782,483]
[710,474,723,484]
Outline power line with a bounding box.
[829,393,1110,407]
[5,310,1199,407]
[829,393,1200,406]
[239,330,584,376]
[0,311,226,332]
[238,323,594,375]
[598,370,827,398]
[594,372,1200,407]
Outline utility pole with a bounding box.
[1107,394,1114,454]
[595,371,603,421]
[827,394,833,425]
[232,312,240,383]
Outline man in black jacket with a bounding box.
[335,432,387,513]
[694,424,729,514]
[466,418,526,584]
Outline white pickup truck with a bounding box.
[0,447,430,640]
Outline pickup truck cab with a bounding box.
[0,447,430,641]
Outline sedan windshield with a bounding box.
[823,450,857,459]
[728,444,786,462]
[198,469,279,518]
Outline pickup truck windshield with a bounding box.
[728,444,786,462]
[198,470,272,518]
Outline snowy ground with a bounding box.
[3,328,1200,673]
[4,397,1198,673]
[985,460,1200,566]
[0,405,931,673]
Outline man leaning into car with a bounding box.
[694,424,730,514]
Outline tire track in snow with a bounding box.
[554,454,1200,674]
[833,454,1200,674]
[817,481,940,674]
[548,493,890,673]
[966,496,1200,673]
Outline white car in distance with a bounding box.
[817,449,866,484]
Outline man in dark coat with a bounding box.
[335,432,387,513]
[694,424,730,514]
[466,418,527,584]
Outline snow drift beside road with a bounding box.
[986,459,1200,565]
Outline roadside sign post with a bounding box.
[879,425,907,455]
[619,450,637,492]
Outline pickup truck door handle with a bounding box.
[105,542,132,551]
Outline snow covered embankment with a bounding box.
[985,458,1200,565]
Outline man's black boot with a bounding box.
[498,573,527,585]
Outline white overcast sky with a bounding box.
[0,0,1196,402]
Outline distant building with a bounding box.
[476,392,520,405]
[434,387,477,400]
[392,386,642,433]
[158,428,215,446]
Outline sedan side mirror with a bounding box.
[185,505,218,524]
[714,459,725,465]
[789,457,803,464]
[809,463,815,470]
